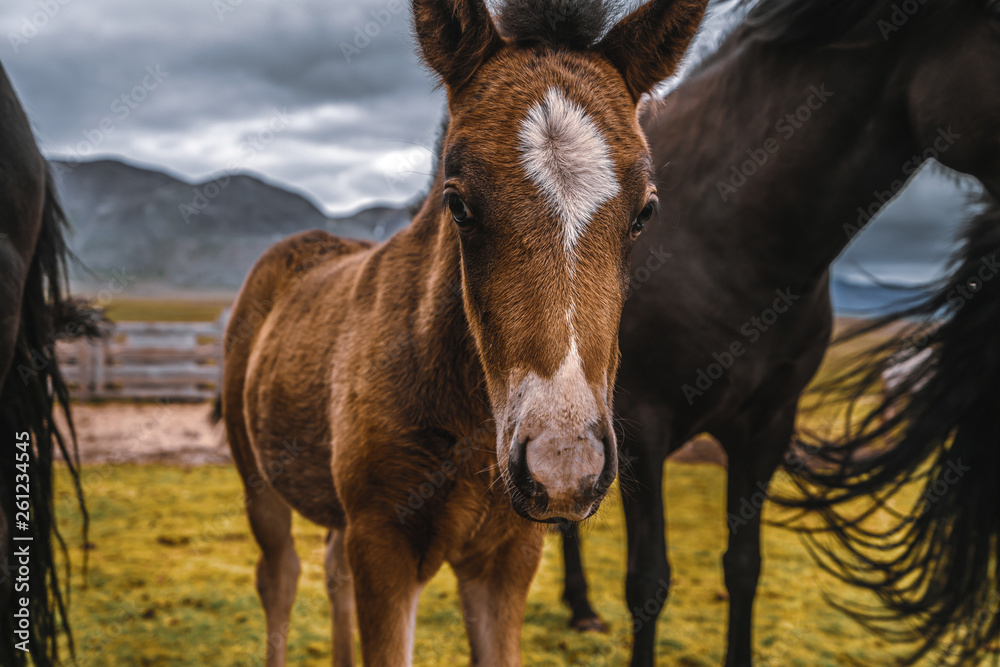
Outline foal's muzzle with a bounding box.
[506,421,617,522]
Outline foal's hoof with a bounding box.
[570,615,609,633]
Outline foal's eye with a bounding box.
[631,201,656,239]
[446,193,476,232]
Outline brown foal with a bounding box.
[221,0,705,664]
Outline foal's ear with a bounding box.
[413,0,503,92]
[596,0,708,101]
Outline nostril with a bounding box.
[593,435,617,496]
[509,436,542,497]
[593,472,613,496]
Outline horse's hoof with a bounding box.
[570,616,609,633]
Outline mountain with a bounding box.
[829,275,928,317]
[51,159,411,292]
[51,156,977,313]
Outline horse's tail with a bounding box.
[779,198,1000,664]
[0,163,88,667]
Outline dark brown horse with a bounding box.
[221,0,705,664]
[557,0,1000,665]
[0,61,88,666]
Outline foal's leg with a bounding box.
[346,522,422,666]
[455,528,544,666]
[622,447,671,667]
[720,411,795,667]
[558,522,607,632]
[324,529,356,667]
[246,484,301,667]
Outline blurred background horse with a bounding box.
[0,60,95,666]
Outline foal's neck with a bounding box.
[395,183,491,430]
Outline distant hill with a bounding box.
[51,157,977,314]
[51,158,411,292]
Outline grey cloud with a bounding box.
[1,0,442,212]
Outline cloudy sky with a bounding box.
[2,0,450,216]
[0,0,979,287]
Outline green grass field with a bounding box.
[49,304,990,665]
[53,460,962,667]
[102,297,232,323]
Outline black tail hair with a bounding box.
[0,164,88,667]
[779,198,1000,665]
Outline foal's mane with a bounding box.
[493,0,621,48]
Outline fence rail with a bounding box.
[58,313,228,400]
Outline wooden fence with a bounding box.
[57,313,228,401]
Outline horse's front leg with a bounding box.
[454,524,544,666]
[346,518,423,667]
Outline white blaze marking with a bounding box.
[518,87,620,255]
[517,337,597,432]
[518,337,604,512]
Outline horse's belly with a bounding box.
[244,349,346,528]
[251,426,345,528]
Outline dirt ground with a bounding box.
[57,401,728,467]
[57,402,229,465]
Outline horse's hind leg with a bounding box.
[246,483,301,667]
[558,522,607,632]
[324,529,356,667]
[622,445,671,667]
